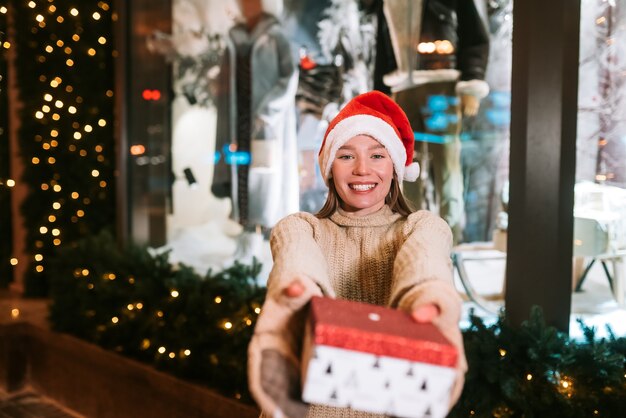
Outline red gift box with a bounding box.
[301,296,458,418]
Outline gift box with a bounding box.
[301,296,457,418]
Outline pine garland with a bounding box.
[48,230,265,403]
[449,307,626,418]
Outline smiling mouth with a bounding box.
[349,183,376,191]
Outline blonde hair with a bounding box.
[316,172,414,219]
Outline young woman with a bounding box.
[248,91,466,418]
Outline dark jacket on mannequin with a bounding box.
[373,0,490,94]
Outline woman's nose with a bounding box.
[352,158,370,175]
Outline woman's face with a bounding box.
[331,135,394,216]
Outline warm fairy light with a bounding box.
[107,273,116,280]
[11,309,20,319]
[158,346,166,354]
[98,37,107,44]
[50,129,58,137]
[168,352,175,359]
[36,265,44,272]
[111,316,119,324]
[48,157,56,164]
[52,202,61,210]
[245,319,252,326]
[127,304,134,310]
[79,150,87,157]
[56,16,64,23]
[91,170,100,177]
[87,283,94,289]
[99,181,107,188]
[71,192,79,199]
[499,348,507,357]
[74,132,82,140]
[171,290,179,298]
[141,339,150,349]
[128,277,135,284]
[98,119,106,126]
[130,145,145,155]
[77,210,85,217]
[254,307,261,314]
[48,215,56,222]
[224,321,233,330]
[156,311,164,318]
[68,106,77,114]
[52,114,60,121]
[55,100,63,108]
[42,105,50,112]
[70,8,79,16]
[34,254,43,262]
[56,40,64,47]
[183,349,191,356]
[93,12,101,20]
[53,185,61,192]
[35,111,44,119]
[95,145,103,152]
[39,226,48,234]
[36,14,44,23]
[72,34,80,41]
[66,59,74,67]
[214,296,222,303]
[81,269,90,276]
[88,48,96,56]
[44,93,53,101]
[6,179,15,187]
[41,184,49,190]
[0,6,7,14]
[45,45,53,53]
[526,374,533,381]
[28,1,36,8]
[64,46,72,54]
[84,124,93,132]
[10,258,18,266]
[135,303,143,309]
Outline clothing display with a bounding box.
[248,205,465,418]
[385,0,490,243]
[212,12,300,229]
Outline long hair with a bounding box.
[315,172,415,218]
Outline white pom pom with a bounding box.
[403,162,420,182]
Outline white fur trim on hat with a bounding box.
[320,114,413,185]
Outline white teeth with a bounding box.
[350,184,375,191]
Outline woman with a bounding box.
[248,91,466,418]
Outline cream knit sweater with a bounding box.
[249,206,466,418]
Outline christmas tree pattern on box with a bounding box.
[301,297,457,418]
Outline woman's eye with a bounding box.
[337,154,353,160]
[372,154,385,159]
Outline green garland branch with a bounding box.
[48,230,266,403]
[48,232,626,415]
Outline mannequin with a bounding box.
[212,0,299,262]
[383,0,490,243]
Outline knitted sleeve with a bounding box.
[267,212,335,298]
[388,210,462,329]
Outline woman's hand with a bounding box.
[249,277,321,418]
[410,302,440,323]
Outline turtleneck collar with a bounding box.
[330,205,402,227]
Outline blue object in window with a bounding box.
[426,95,450,112]
[425,112,449,131]
[225,151,251,165]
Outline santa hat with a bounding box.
[318,91,420,185]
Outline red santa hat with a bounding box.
[318,91,420,185]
